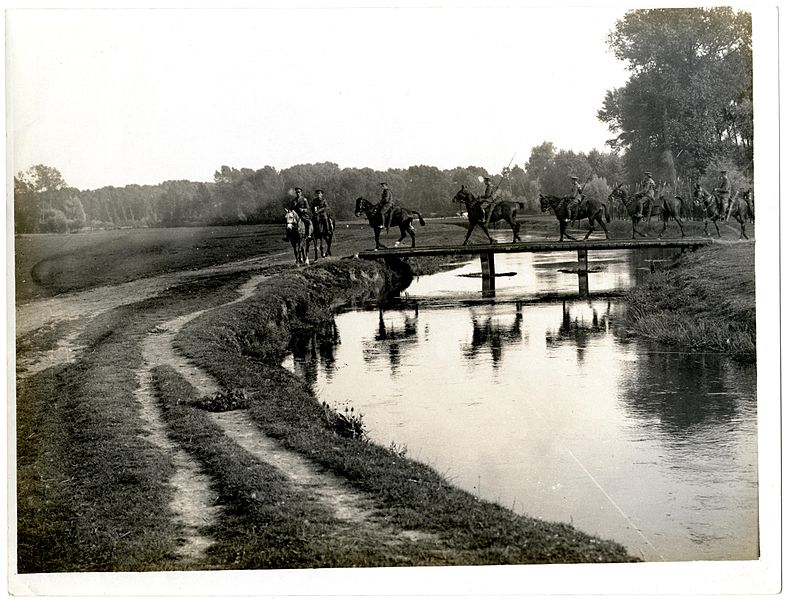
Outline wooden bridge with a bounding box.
[357,238,713,297]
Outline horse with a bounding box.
[354,197,425,249]
[538,194,610,242]
[451,185,522,244]
[608,185,652,239]
[610,184,685,238]
[311,209,335,259]
[284,208,310,264]
[692,184,725,238]
[726,190,754,240]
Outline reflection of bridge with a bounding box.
[357,238,713,297]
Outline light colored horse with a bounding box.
[285,209,310,264]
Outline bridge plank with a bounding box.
[356,239,712,259]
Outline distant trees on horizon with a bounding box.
[14,7,752,235]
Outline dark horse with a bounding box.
[310,209,335,259]
[609,184,685,238]
[451,185,522,244]
[354,197,425,249]
[284,208,310,264]
[538,194,610,242]
[694,185,753,240]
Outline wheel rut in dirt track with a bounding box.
[138,271,445,564]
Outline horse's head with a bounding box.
[354,197,366,217]
[538,194,550,212]
[452,185,471,204]
[284,208,298,228]
[608,184,625,204]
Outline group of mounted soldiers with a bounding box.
[560,169,734,222]
[286,166,745,242]
[287,182,396,241]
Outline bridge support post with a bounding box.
[480,252,496,297]
[577,249,589,298]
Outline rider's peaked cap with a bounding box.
[380,182,387,185]
[569,175,578,180]
[720,170,728,173]
[643,171,651,175]
[294,187,303,192]
[315,189,324,194]
[483,176,491,181]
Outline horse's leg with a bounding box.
[407,224,417,248]
[703,219,710,237]
[508,217,520,242]
[477,221,495,244]
[395,223,407,247]
[738,215,748,240]
[463,221,475,245]
[582,219,595,240]
[598,214,610,239]
[675,216,685,238]
[713,218,721,238]
[657,218,668,239]
[374,227,382,249]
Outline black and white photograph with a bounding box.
[6,3,781,597]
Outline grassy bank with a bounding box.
[175,258,637,565]
[16,271,259,572]
[625,242,755,362]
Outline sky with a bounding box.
[6,6,634,190]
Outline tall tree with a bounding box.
[598,8,752,183]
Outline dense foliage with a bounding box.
[598,8,752,190]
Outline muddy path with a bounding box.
[137,271,446,562]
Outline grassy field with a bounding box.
[14,214,748,303]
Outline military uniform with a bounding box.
[714,171,731,218]
[290,188,312,238]
[637,172,656,219]
[565,176,583,223]
[312,189,328,215]
[481,177,497,227]
[379,183,394,230]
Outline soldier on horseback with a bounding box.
[638,171,656,219]
[379,182,394,231]
[312,188,329,216]
[564,175,584,223]
[714,170,731,219]
[481,176,498,228]
[290,187,312,239]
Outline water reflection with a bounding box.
[463,302,526,367]
[363,308,420,374]
[545,301,612,363]
[288,320,340,388]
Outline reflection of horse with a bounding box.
[355,197,425,249]
[284,208,310,264]
[451,186,522,244]
[311,210,335,259]
[538,194,610,242]
[463,305,524,366]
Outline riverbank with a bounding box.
[625,241,755,362]
[172,258,638,566]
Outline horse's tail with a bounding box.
[414,211,426,226]
[517,202,526,209]
[603,202,611,223]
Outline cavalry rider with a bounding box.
[564,175,583,224]
[481,176,498,228]
[312,188,329,218]
[638,171,657,219]
[379,182,394,231]
[714,169,731,219]
[290,187,312,239]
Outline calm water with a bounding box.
[284,241,758,562]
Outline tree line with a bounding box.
[14,7,752,234]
